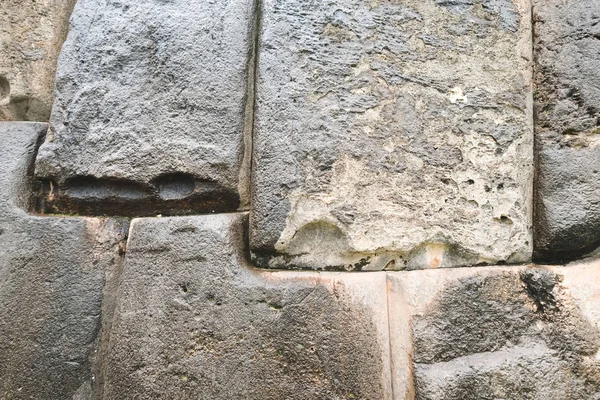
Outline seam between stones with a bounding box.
[530,0,541,261]
[238,0,261,211]
[385,273,397,400]
[94,218,131,400]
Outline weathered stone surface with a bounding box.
[34,0,256,216]
[251,0,534,270]
[388,264,600,400]
[533,0,600,147]
[0,122,127,398]
[0,0,75,121]
[104,213,392,399]
[533,0,600,262]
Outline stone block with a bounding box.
[534,146,600,261]
[0,0,75,121]
[388,264,600,399]
[34,0,257,216]
[533,0,600,262]
[0,122,127,399]
[251,0,534,270]
[104,213,393,399]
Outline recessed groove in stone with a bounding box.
[33,174,240,218]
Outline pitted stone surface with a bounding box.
[34,0,256,215]
[533,0,600,147]
[388,264,600,400]
[0,123,127,399]
[104,214,392,399]
[533,0,600,262]
[0,0,75,121]
[251,0,534,270]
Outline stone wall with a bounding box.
[0,0,599,399]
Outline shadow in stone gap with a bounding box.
[33,173,240,217]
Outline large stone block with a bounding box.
[34,0,256,216]
[104,213,393,399]
[388,264,600,399]
[251,0,534,270]
[0,122,127,399]
[0,0,75,121]
[533,0,600,262]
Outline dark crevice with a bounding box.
[32,174,240,217]
[240,0,261,211]
[91,219,130,400]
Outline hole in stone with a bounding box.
[466,179,475,185]
[0,76,10,105]
[152,173,196,200]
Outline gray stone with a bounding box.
[251,0,534,270]
[534,146,600,261]
[0,122,127,399]
[0,0,76,121]
[533,0,600,262]
[34,0,256,216]
[388,265,600,400]
[414,342,587,400]
[103,213,393,399]
[533,0,600,147]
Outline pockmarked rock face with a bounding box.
[251,0,534,270]
[533,0,600,148]
[34,0,256,216]
[388,265,600,400]
[533,0,600,262]
[104,214,392,400]
[0,0,76,121]
[0,123,127,399]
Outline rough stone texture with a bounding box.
[251,0,534,270]
[0,0,75,121]
[533,0,600,147]
[104,213,392,399]
[0,122,127,399]
[34,0,256,216]
[533,0,600,262]
[388,264,600,400]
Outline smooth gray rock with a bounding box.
[534,146,600,261]
[414,342,585,400]
[533,0,600,262]
[0,122,127,399]
[251,0,534,270]
[0,0,76,121]
[388,266,600,400]
[34,0,256,216]
[104,213,392,399]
